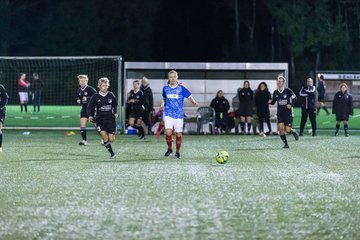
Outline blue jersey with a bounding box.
[162,84,192,119]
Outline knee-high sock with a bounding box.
[80,128,87,141]
[20,104,23,112]
[247,122,252,132]
[280,134,288,145]
[0,132,2,148]
[323,106,329,114]
[166,135,172,150]
[240,122,245,132]
[103,140,114,156]
[335,123,340,132]
[344,124,348,132]
[176,135,182,153]
[24,104,27,112]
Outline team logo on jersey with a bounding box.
[97,99,101,102]
[283,94,287,98]
[108,99,112,103]
[84,92,87,96]
[167,94,179,99]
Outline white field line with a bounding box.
[61,116,71,119]
[30,117,39,119]
[322,121,331,124]
[352,114,360,118]
[14,116,23,119]
[46,116,55,119]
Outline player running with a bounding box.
[76,75,97,146]
[127,80,145,140]
[270,76,299,148]
[87,78,118,158]
[160,70,198,159]
[0,84,9,152]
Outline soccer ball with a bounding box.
[216,151,229,164]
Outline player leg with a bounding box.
[174,118,184,159]
[344,120,349,136]
[100,131,115,158]
[164,116,174,157]
[129,117,139,136]
[286,116,299,141]
[240,116,245,134]
[136,118,145,140]
[258,117,264,136]
[299,108,308,136]
[265,117,272,134]
[278,122,288,148]
[79,117,88,145]
[335,120,340,136]
[246,116,252,135]
[309,109,317,136]
[24,93,28,113]
[19,93,24,112]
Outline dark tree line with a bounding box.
[0,0,360,89]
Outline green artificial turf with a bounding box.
[0,131,359,239]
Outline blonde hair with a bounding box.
[168,70,178,78]
[98,77,110,88]
[77,74,88,80]
[278,76,286,82]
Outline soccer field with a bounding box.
[1,131,359,239]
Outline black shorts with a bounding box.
[336,115,349,122]
[0,110,5,124]
[96,117,116,134]
[80,108,89,118]
[129,108,144,120]
[318,95,325,102]
[238,102,253,117]
[277,112,293,127]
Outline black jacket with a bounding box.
[299,85,316,110]
[140,85,154,112]
[238,88,253,103]
[210,96,230,113]
[255,89,271,118]
[332,91,353,119]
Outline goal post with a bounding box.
[0,56,123,130]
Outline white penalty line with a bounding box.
[322,121,331,125]
[61,116,71,119]
[352,114,360,118]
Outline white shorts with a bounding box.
[164,116,184,133]
[19,92,29,102]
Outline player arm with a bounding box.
[299,87,308,97]
[0,86,9,109]
[182,85,197,106]
[289,90,297,106]
[149,88,154,111]
[87,95,96,118]
[112,93,119,117]
[269,91,277,105]
[160,88,166,110]
[349,95,354,116]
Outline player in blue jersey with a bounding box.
[160,70,198,159]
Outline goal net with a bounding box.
[0,56,122,129]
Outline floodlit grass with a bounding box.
[0,131,359,239]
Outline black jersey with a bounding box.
[128,89,144,110]
[0,84,9,110]
[77,85,97,109]
[238,88,253,103]
[87,91,118,119]
[271,88,297,115]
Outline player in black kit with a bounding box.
[127,80,145,139]
[0,84,9,152]
[76,75,97,146]
[87,78,118,158]
[270,76,299,148]
[332,83,353,137]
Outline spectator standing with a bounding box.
[255,82,272,136]
[332,83,353,137]
[238,81,253,135]
[18,73,30,113]
[299,78,317,136]
[30,73,44,112]
[140,77,154,134]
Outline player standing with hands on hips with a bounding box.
[87,78,118,158]
[77,75,97,146]
[160,70,198,159]
[270,76,299,148]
